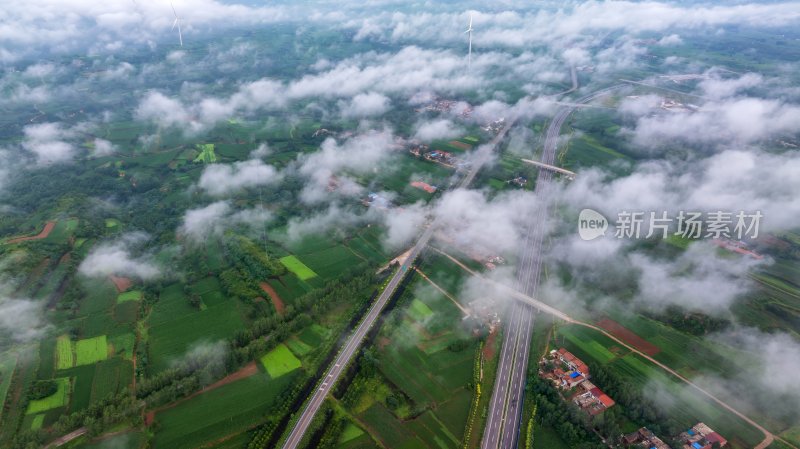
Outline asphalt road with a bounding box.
[481,86,621,449]
[281,119,516,449]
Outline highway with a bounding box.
[281,119,516,449]
[481,86,621,449]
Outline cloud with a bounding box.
[697,72,763,99]
[339,92,391,118]
[0,296,48,345]
[197,159,281,197]
[93,138,116,156]
[79,233,162,279]
[382,202,428,250]
[297,129,396,204]
[413,119,463,141]
[657,34,682,46]
[180,201,271,242]
[629,97,800,147]
[22,122,78,164]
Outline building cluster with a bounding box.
[423,149,459,168]
[482,117,506,134]
[623,423,727,449]
[677,423,727,449]
[415,98,473,117]
[484,255,505,270]
[623,427,672,449]
[540,348,615,415]
[361,192,393,210]
[509,176,527,187]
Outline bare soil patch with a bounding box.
[259,281,285,316]
[596,317,661,356]
[7,221,56,244]
[109,275,133,293]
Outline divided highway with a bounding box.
[281,119,516,449]
[482,86,621,449]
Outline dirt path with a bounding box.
[260,281,285,316]
[45,427,87,448]
[434,246,794,449]
[145,362,259,426]
[6,221,56,244]
[413,267,470,315]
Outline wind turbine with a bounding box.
[171,2,183,47]
[464,13,473,69]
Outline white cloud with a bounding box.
[413,119,463,142]
[197,159,281,197]
[21,122,78,164]
[79,233,161,279]
[180,201,271,241]
[339,92,391,118]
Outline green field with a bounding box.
[75,336,108,366]
[279,255,318,281]
[104,218,121,229]
[117,290,143,303]
[152,372,296,449]
[26,377,71,414]
[193,143,217,163]
[408,298,434,321]
[339,423,365,444]
[260,343,302,378]
[148,301,245,373]
[0,353,17,417]
[30,414,45,430]
[56,335,74,370]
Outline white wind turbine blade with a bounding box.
[177,21,183,46]
[170,2,183,46]
[172,17,178,31]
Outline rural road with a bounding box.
[482,85,621,449]
[280,118,517,449]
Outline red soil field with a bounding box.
[259,281,285,316]
[410,181,437,193]
[448,140,472,150]
[109,275,133,293]
[6,221,56,244]
[596,317,661,356]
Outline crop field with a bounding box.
[148,302,245,373]
[64,364,95,411]
[193,143,217,163]
[0,353,17,416]
[152,371,297,449]
[56,335,74,370]
[260,343,302,378]
[91,358,133,402]
[75,336,109,366]
[532,422,570,449]
[26,377,70,414]
[408,298,434,321]
[557,325,618,363]
[299,245,367,280]
[279,255,318,280]
[29,414,44,430]
[109,333,135,359]
[117,290,142,303]
[561,134,630,170]
[114,300,139,323]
